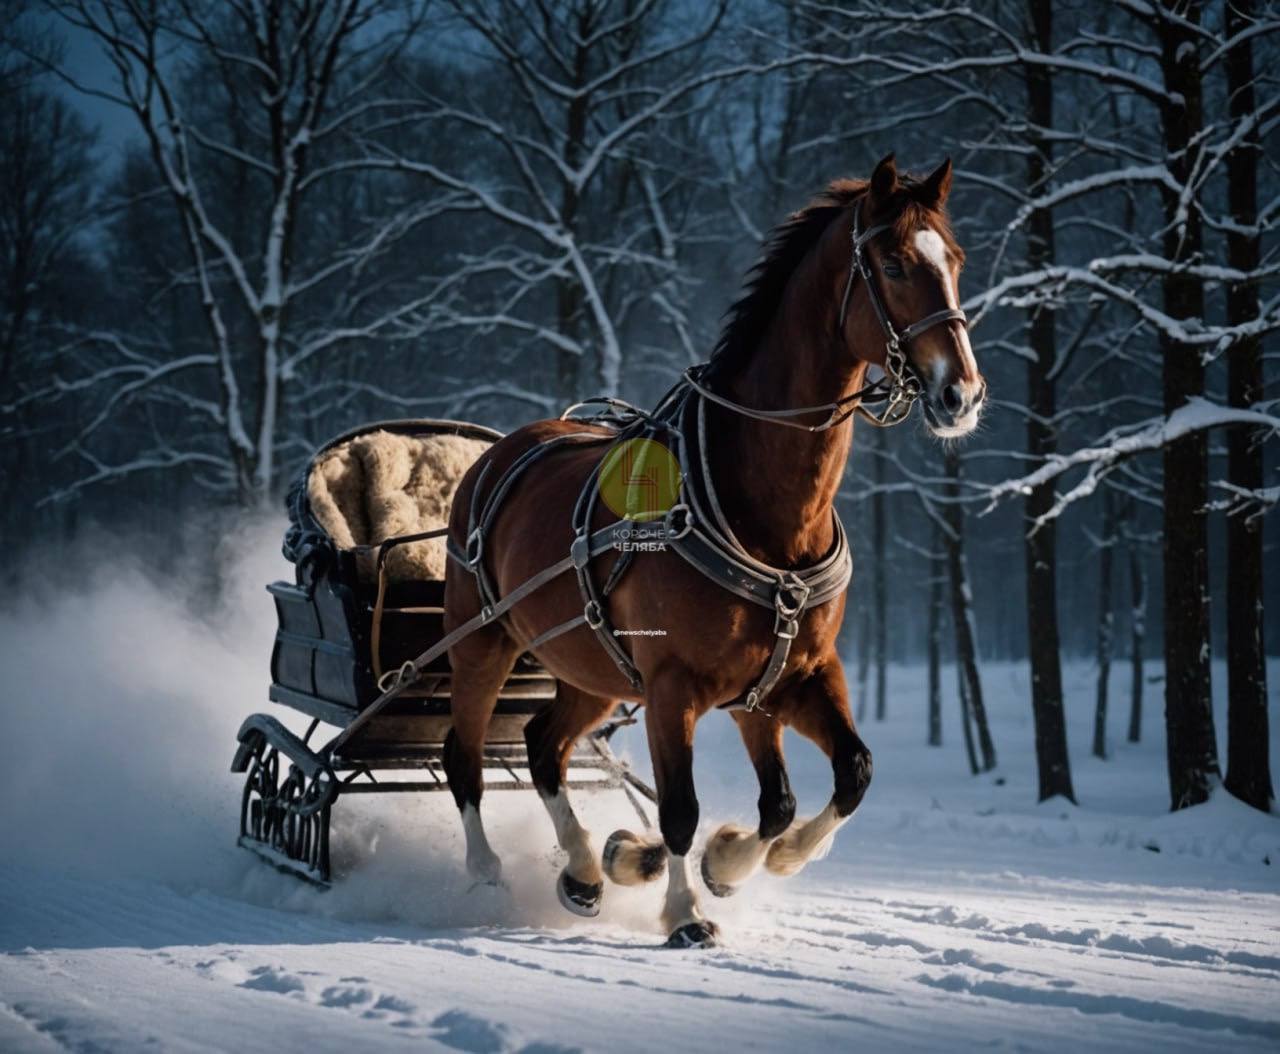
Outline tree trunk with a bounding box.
[928,531,944,747]
[945,450,996,772]
[1127,534,1146,744]
[855,603,871,723]
[1157,0,1218,810]
[957,647,979,776]
[1093,490,1116,759]
[555,18,592,402]
[1022,0,1075,802]
[1222,0,1273,813]
[872,426,888,721]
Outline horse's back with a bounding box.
[448,416,613,541]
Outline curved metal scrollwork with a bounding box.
[238,739,333,883]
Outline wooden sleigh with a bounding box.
[230,419,655,884]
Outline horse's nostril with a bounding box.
[941,383,963,414]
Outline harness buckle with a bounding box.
[465,528,484,569]
[662,502,693,541]
[773,575,809,636]
[376,660,418,694]
[570,530,592,569]
[855,245,873,281]
[775,575,810,618]
[584,600,605,630]
[743,688,771,717]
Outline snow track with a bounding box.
[1,553,1276,1052]
[3,859,1278,1053]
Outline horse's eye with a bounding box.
[882,257,904,280]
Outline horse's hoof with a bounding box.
[466,878,509,895]
[557,869,603,917]
[465,849,504,887]
[700,853,738,898]
[602,829,667,886]
[665,920,721,949]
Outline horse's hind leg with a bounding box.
[443,623,521,885]
[765,659,872,878]
[525,683,618,916]
[646,669,718,947]
[701,710,796,897]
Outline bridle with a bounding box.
[840,201,968,426]
[685,198,969,431]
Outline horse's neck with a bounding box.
[707,290,864,568]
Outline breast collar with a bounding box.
[548,378,853,713]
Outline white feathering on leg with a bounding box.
[702,822,770,889]
[661,851,706,933]
[461,803,503,884]
[764,802,846,878]
[540,789,603,885]
[602,829,666,886]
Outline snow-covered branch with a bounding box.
[982,400,1280,531]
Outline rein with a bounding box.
[346,198,970,730]
[690,200,968,432]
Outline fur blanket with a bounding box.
[307,429,492,582]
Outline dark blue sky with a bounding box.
[45,13,141,167]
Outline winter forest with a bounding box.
[5,0,1275,808]
[1,2,1279,1050]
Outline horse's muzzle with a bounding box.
[923,378,985,438]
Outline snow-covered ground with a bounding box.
[2,525,1278,1052]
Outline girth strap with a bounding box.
[570,456,644,692]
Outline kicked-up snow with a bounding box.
[1,524,1277,1052]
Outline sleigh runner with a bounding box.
[232,418,655,884]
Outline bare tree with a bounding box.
[1092,489,1118,759]
[0,11,97,542]
[871,425,889,721]
[1126,527,1147,745]
[1020,0,1075,801]
[341,0,793,401]
[1223,0,1274,814]
[944,449,996,773]
[927,526,944,748]
[871,0,1280,808]
[1155,0,1219,811]
[42,0,534,505]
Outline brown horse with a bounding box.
[442,155,984,947]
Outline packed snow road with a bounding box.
[1,545,1277,1051]
[3,844,1278,1052]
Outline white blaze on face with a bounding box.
[913,227,981,438]
[913,227,978,378]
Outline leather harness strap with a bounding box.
[439,377,854,715]
[351,201,970,731]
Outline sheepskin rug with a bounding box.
[307,429,493,582]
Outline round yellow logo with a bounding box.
[598,438,682,522]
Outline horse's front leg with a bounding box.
[525,683,619,917]
[645,671,718,948]
[700,709,796,897]
[765,658,873,878]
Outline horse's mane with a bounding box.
[706,175,959,382]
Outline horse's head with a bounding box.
[842,154,985,439]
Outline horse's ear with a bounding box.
[920,158,953,207]
[869,153,898,204]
